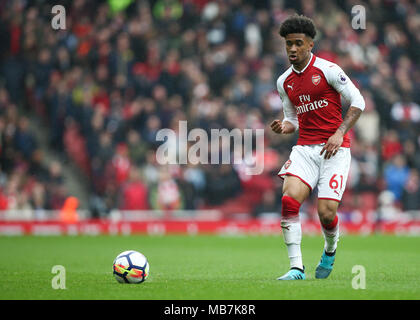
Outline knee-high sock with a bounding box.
[281,195,303,270]
[321,215,339,253]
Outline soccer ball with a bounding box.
[113,250,150,284]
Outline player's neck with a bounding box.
[293,53,312,72]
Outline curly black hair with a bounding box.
[279,14,317,39]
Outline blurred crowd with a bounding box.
[0,0,419,220]
[0,88,68,217]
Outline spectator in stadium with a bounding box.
[126,129,148,166]
[381,130,403,162]
[384,154,410,202]
[14,117,37,159]
[204,164,242,206]
[403,140,420,171]
[119,167,149,211]
[149,167,184,210]
[252,189,279,218]
[353,90,380,147]
[402,168,420,213]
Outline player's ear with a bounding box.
[307,37,314,50]
[306,40,314,54]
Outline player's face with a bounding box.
[284,33,313,67]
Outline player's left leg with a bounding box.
[315,146,351,279]
[318,199,340,254]
[315,199,340,279]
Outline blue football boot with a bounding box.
[315,250,336,279]
[277,267,306,280]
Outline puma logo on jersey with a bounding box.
[287,83,294,90]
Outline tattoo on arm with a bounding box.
[337,106,362,135]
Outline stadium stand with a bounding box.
[0,0,419,221]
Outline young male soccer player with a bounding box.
[270,14,365,280]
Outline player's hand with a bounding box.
[320,131,344,159]
[270,120,295,134]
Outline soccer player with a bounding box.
[270,15,365,280]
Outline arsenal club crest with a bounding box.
[312,74,321,85]
[284,159,292,169]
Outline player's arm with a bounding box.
[271,84,298,134]
[336,106,363,136]
[320,106,362,159]
[320,65,365,159]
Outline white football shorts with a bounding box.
[278,144,351,202]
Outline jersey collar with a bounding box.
[292,53,314,74]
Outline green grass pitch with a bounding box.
[0,234,419,300]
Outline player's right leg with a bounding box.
[277,175,311,280]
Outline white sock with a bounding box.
[281,220,303,270]
[322,223,339,253]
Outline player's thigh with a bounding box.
[279,145,320,201]
[283,175,311,203]
[317,147,351,202]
